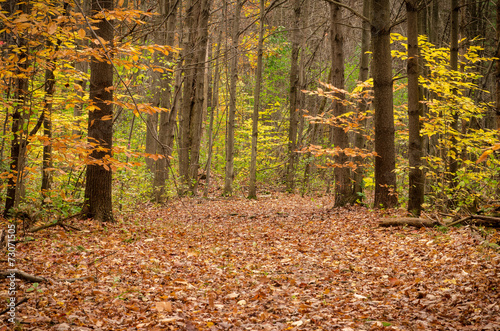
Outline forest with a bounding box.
[0,0,499,330]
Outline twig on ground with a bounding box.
[28,213,82,233]
[0,269,48,283]
[0,297,28,316]
[446,215,500,228]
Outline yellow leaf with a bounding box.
[118,0,125,7]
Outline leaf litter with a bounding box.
[1,194,499,330]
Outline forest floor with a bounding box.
[1,194,500,330]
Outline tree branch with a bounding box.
[322,0,370,23]
[0,269,48,282]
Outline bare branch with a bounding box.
[322,0,370,23]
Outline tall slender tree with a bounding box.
[83,0,114,222]
[178,0,211,195]
[406,0,424,216]
[248,0,265,199]
[497,0,500,136]
[3,0,29,217]
[330,0,355,206]
[448,0,459,190]
[153,0,178,203]
[372,0,398,208]
[286,0,302,193]
[224,0,243,195]
[353,0,371,200]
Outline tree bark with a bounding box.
[330,1,355,207]
[353,0,371,200]
[73,0,89,138]
[204,28,222,198]
[371,0,398,208]
[406,0,424,216]
[248,0,265,199]
[448,0,459,188]
[145,113,158,172]
[224,0,242,196]
[4,1,29,217]
[83,0,114,222]
[286,0,301,193]
[178,0,211,195]
[153,0,178,203]
[496,0,500,139]
[41,58,56,198]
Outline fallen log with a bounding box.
[378,217,441,228]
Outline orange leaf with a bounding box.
[476,150,492,164]
[47,22,57,35]
[77,28,86,38]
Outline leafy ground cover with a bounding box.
[1,194,499,330]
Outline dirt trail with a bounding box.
[2,194,499,330]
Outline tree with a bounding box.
[448,0,459,188]
[330,0,356,206]
[497,0,500,136]
[178,0,211,195]
[224,0,243,196]
[248,0,265,199]
[153,0,179,203]
[406,0,424,216]
[371,0,398,208]
[4,0,29,217]
[286,0,302,193]
[353,0,371,200]
[83,0,115,222]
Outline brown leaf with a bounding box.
[155,301,172,313]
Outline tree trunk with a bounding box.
[145,113,158,172]
[4,1,29,217]
[223,0,242,196]
[41,58,56,198]
[178,0,211,195]
[406,0,424,216]
[497,0,500,136]
[448,0,459,188]
[353,0,371,200]
[330,1,355,207]
[83,0,114,222]
[73,0,89,137]
[286,0,301,193]
[204,28,223,198]
[248,0,265,199]
[371,0,398,208]
[302,87,328,196]
[153,0,178,203]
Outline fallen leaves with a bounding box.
[1,194,499,330]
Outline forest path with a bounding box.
[4,194,500,330]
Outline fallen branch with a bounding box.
[0,297,28,316]
[446,215,500,228]
[0,270,99,284]
[61,275,95,283]
[0,269,48,283]
[28,213,82,233]
[378,217,441,228]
